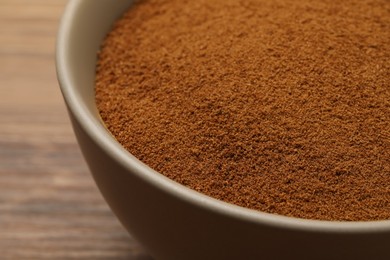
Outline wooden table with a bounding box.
[0,1,152,258]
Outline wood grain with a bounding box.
[0,1,152,259]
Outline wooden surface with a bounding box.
[0,1,152,259]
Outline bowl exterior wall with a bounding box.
[68,107,390,260]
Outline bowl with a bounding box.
[56,0,390,259]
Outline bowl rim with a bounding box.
[56,0,390,233]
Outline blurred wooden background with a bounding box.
[0,1,152,259]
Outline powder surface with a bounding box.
[95,0,390,221]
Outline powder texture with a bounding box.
[96,0,390,221]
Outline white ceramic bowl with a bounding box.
[56,1,390,259]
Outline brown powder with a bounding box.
[95,0,390,221]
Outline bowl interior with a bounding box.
[58,0,135,119]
